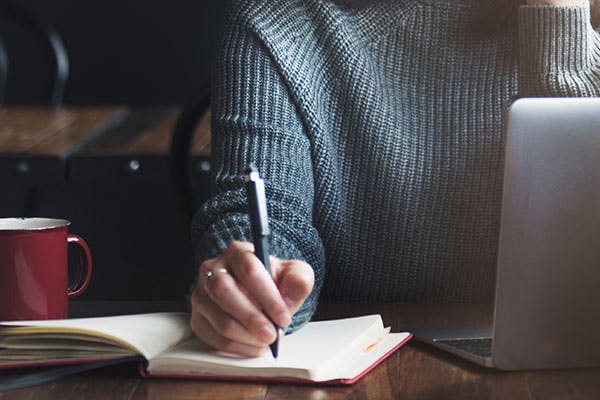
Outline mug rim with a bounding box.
[0,218,71,231]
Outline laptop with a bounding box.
[414,97,600,370]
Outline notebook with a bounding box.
[0,312,411,385]
[414,97,600,370]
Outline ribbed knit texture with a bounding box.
[192,0,600,330]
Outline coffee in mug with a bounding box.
[0,218,92,321]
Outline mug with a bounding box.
[0,218,92,321]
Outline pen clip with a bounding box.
[244,166,270,237]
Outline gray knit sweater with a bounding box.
[192,0,600,329]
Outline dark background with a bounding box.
[0,1,225,301]
[0,0,225,105]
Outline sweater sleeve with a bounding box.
[191,3,325,331]
[518,4,600,96]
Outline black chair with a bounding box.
[0,3,69,219]
[169,89,211,240]
[0,3,69,105]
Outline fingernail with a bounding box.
[260,325,276,342]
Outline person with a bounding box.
[189,0,600,357]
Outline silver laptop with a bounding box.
[415,97,600,370]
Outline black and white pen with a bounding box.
[244,165,279,358]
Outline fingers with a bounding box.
[190,241,315,357]
[195,281,275,346]
[221,242,291,328]
[191,241,286,356]
[200,258,278,343]
[190,312,268,357]
[190,278,272,357]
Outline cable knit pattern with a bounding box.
[192,0,600,330]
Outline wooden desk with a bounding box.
[68,107,211,184]
[0,106,127,185]
[0,105,210,197]
[1,302,598,399]
[0,107,127,217]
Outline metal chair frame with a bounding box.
[169,89,211,238]
[0,3,69,105]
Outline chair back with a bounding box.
[0,3,69,105]
[169,90,211,239]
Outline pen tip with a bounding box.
[270,327,279,358]
[270,341,278,358]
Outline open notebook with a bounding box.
[0,313,411,385]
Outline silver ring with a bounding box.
[204,268,228,288]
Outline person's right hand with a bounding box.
[190,241,314,357]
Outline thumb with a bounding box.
[273,259,315,315]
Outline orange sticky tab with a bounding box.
[363,327,391,353]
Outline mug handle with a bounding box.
[67,234,93,298]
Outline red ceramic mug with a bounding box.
[0,218,92,321]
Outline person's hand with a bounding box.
[526,0,588,5]
[190,241,314,357]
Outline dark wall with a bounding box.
[0,0,224,105]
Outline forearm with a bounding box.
[193,4,326,328]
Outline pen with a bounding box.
[244,164,279,358]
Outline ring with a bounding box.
[204,268,228,289]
